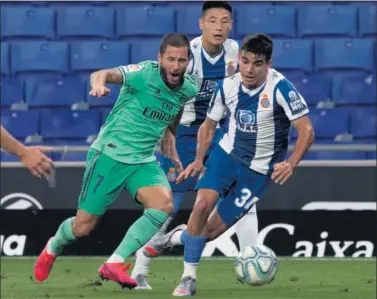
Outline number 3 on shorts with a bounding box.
[93,175,104,193]
[234,188,259,210]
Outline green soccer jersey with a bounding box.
[91,60,199,164]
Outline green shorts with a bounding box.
[78,148,171,215]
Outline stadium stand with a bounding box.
[1,1,376,161]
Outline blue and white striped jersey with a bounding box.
[180,36,239,126]
[207,69,309,176]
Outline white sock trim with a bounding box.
[107,254,124,263]
[182,262,197,280]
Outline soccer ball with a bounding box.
[235,245,278,286]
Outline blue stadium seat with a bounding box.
[1,7,55,40]
[176,5,203,37]
[26,77,85,107]
[53,151,88,161]
[57,6,115,40]
[86,81,120,107]
[314,39,375,75]
[110,1,167,8]
[116,6,174,37]
[1,110,40,139]
[289,75,331,106]
[1,42,10,76]
[30,2,49,6]
[236,5,296,38]
[1,78,24,107]
[131,40,160,63]
[298,5,357,38]
[101,108,111,125]
[336,75,376,106]
[70,41,130,72]
[272,40,313,74]
[366,151,376,159]
[49,140,90,161]
[298,108,350,139]
[1,152,23,162]
[40,109,100,139]
[359,5,377,37]
[11,42,69,75]
[350,108,377,138]
[304,151,366,160]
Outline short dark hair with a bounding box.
[160,33,190,57]
[201,1,232,18]
[240,34,273,62]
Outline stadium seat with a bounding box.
[272,39,313,74]
[1,78,24,107]
[101,108,111,125]
[1,152,23,162]
[40,109,101,139]
[304,151,366,160]
[131,40,160,63]
[314,39,375,75]
[350,108,377,138]
[292,108,350,139]
[70,41,130,72]
[110,1,167,8]
[11,42,69,75]
[1,110,40,139]
[336,75,376,106]
[26,77,86,108]
[236,5,296,38]
[86,81,120,107]
[366,151,376,159]
[52,151,88,161]
[57,6,115,40]
[359,5,377,37]
[289,75,331,106]
[176,5,203,37]
[116,6,174,37]
[298,5,357,38]
[49,140,90,161]
[1,42,10,76]
[1,7,55,40]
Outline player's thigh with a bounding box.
[125,161,173,210]
[216,168,271,227]
[195,145,237,198]
[78,149,130,216]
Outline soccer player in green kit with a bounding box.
[33,33,198,289]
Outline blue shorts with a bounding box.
[159,124,223,192]
[196,145,271,226]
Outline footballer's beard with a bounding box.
[160,66,184,90]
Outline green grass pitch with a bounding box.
[1,257,375,299]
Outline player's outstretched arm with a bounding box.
[89,68,123,97]
[176,117,218,183]
[1,125,28,158]
[1,125,54,178]
[272,115,315,185]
